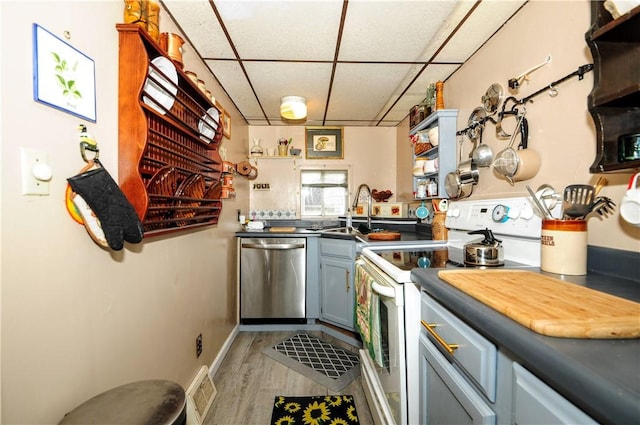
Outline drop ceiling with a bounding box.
[162,0,526,127]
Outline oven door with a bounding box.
[356,258,407,425]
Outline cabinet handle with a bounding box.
[345,270,350,292]
[421,320,459,355]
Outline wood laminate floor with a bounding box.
[203,331,374,425]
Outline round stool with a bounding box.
[59,379,186,425]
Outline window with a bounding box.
[300,169,348,217]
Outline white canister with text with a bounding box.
[541,219,587,275]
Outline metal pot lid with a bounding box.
[482,83,504,113]
[466,107,486,142]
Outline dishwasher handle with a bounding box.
[241,242,305,250]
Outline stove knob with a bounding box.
[449,207,461,218]
[507,206,521,219]
[520,204,535,220]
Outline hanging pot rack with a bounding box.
[456,63,594,136]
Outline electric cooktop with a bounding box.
[370,246,528,271]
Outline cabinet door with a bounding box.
[419,333,496,425]
[512,363,597,425]
[320,256,355,330]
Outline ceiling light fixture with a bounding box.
[280,96,307,121]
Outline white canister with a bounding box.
[541,219,587,275]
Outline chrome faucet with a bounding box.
[352,183,372,231]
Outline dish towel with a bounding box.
[355,261,384,367]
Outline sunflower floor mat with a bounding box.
[270,395,360,425]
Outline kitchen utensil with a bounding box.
[593,176,608,196]
[471,139,493,167]
[620,173,640,225]
[416,201,430,219]
[482,83,504,113]
[588,196,616,218]
[444,172,473,199]
[493,112,540,185]
[466,107,486,143]
[526,185,552,219]
[457,159,479,184]
[562,184,596,219]
[536,184,561,216]
[464,228,504,266]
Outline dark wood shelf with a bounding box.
[117,24,224,235]
[586,2,640,173]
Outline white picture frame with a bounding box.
[33,23,97,122]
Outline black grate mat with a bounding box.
[263,333,360,391]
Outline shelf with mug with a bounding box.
[409,109,458,198]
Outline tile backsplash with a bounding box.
[249,209,297,220]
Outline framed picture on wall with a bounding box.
[221,107,231,139]
[305,127,344,159]
[32,23,97,122]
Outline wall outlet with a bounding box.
[196,333,203,358]
[252,182,271,190]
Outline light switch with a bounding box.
[21,148,51,195]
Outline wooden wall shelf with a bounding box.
[117,24,225,236]
[586,3,640,172]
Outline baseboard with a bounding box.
[208,325,239,377]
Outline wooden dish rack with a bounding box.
[117,24,224,236]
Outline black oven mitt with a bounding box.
[67,162,144,250]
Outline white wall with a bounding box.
[247,126,398,214]
[0,2,247,423]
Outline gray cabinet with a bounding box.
[512,363,597,425]
[410,109,458,199]
[319,238,356,330]
[419,291,496,424]
[419,290,597,424]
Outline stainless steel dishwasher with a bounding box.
[240,237,306,322]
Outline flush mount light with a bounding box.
[280,96,307,121]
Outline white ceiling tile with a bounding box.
[340,1,458,62]
[163,0,235,58]
[328,63,413,120]
[435,1,526,63]
[244,61,333,121]
[205,59,263,119]
[216,1,343,60]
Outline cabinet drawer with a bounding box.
[421,292,497,401]
[320,238,356,258]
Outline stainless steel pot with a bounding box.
[464,229,504,266]
[458,159,479,184]
[445,171,473,199]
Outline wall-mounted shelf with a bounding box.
[586,3,640,172]
[410,109,458,199]
[117,24,225,236]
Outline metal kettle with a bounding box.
[464,228,504,266]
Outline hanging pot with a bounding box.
[471,131,493,167]
[445,171,473,199]
[493,113,540,185]
[458,159,479,184]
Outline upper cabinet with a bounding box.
[117,24,225,236]
[586,3,640,172]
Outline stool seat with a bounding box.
[59,379,186,425]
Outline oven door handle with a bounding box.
[371,281,395,298]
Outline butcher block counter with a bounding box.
[411,267,640,425]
